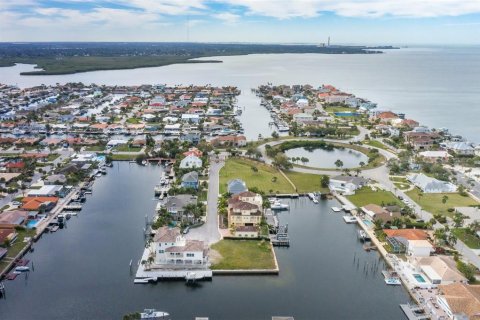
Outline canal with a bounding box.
[0,162,410,319]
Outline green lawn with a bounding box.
[390,176,409,183]
[110,154,138,161]
[210,239,276,270]
[126,117,142,124]
[85,145,106,152]
[364,140,391,151]
[406,188,479,217]
[325,106,356,113]
[394,182,411,190]
[347,187,400,207]
[114,145,142,152]
[452,228,480,249]
[0,228,36,273]
[47,153,60,161]
[283,171,329,193]
[219,158,294,194]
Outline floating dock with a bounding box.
[399,304,430,320]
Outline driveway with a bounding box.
[186,157,224,245]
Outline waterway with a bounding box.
[285,147,368,169]
[0,162,410,319]
[1,46,479,142]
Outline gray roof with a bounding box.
[163,194,198,211]
[181,171,199,183]
[331,175,368,186]
[227,179,247,195]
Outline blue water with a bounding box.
[363,220,374,228]
[0,46,479,142]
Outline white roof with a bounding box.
[408,240,433,248]
[419,151,450,158]
[28,185,61,196]
[420,265,442,282]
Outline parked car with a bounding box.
[182,227,190,235]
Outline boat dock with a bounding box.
[63,203,83,211]
[270,225,290,247]
[399,304,430,320]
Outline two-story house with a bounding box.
[227,191,263,237]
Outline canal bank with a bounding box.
[0,165,411,319]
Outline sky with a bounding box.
[1,0,480,45]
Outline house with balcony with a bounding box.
[227,191,263,237]
[151,226,208,267]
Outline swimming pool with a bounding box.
[334,112,360,117]
[26,220,40,229]
[363,220,374,228]
[413,274,426,283]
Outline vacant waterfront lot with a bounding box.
[347,187,399,207]
[210,240,276,270]
[406,188,478,217]
[219,158,294,194]
[284,171,329,193]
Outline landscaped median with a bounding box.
[210,239,278,272]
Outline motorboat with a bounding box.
[271,201,289,210]
[385,278,401,285]
[331,207,343,212]
[139,309,169,319]
[343,216,358,224]
[15,266,30,272]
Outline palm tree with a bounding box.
[442,195,449,205]
[447,233,457,246]
[334,159,344,169]
[433,228,446,245]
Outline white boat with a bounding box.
[385,278,402,285]
[331,206,343,212]
[15,266,30,272]
[271,201,289,210]
[312,199,319,204]
[140,309,169,319]
[343,216,358,224]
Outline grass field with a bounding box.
[347,187,400,207]
[219,158,294,194]
[85,145,106,152]
[364,140,391,151]
[283,171,329,193]
[394,182,411,190]
[324,106,356,113]
[0,228,36,273]
[452,228,480,249]
[114,145,142,152]
[109,154,138,161]
[210,239,276,270]
[406,188,479,217]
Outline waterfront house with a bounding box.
[407,173,457,193]
[21,196,58,212]
[329,175,368,195]
[293,113,314,123]
[410,256,467,286]
[383,229,431,255]
[0,210,28,228]
[179,155,202,169]
[361,204,401,223]
[418,150,451,163]
[0,228,17,246]
[210,135,247,147]
[181,171,199,190]
[162,194,198,222]
[444,141,475,156]
[227,191,263,237]
[183,147,203,158]
[227,179,248,195]
[27,185,66,197]
[437,283,480,319]
[151,226,208,267]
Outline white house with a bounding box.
[329,175,368,195]
[293,113,314,123]
[164,123,182,135]
[179,155,202,169]
[407,173,457,193]
[151,227,208,266]
[407,240,434,257]
[296,98,309,108]
[445,141,475,156]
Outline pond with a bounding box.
[285,147,369,169]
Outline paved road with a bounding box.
[187,158,224,245]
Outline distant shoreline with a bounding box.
[0,42,398,75]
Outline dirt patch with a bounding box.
[209,249,223,264]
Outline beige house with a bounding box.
[227,191,263,237]
[361,204,401,223]
[409,256,467,285]
[437,283,480,319]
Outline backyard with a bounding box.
[0,228,36,273]
[406,188,479,217]
[210,239,276,270]
[283,171,330,193]
[347,187,400,207]
[219,158,294,194]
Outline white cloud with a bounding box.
[213,12,241,24]
[217,0,480,18]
